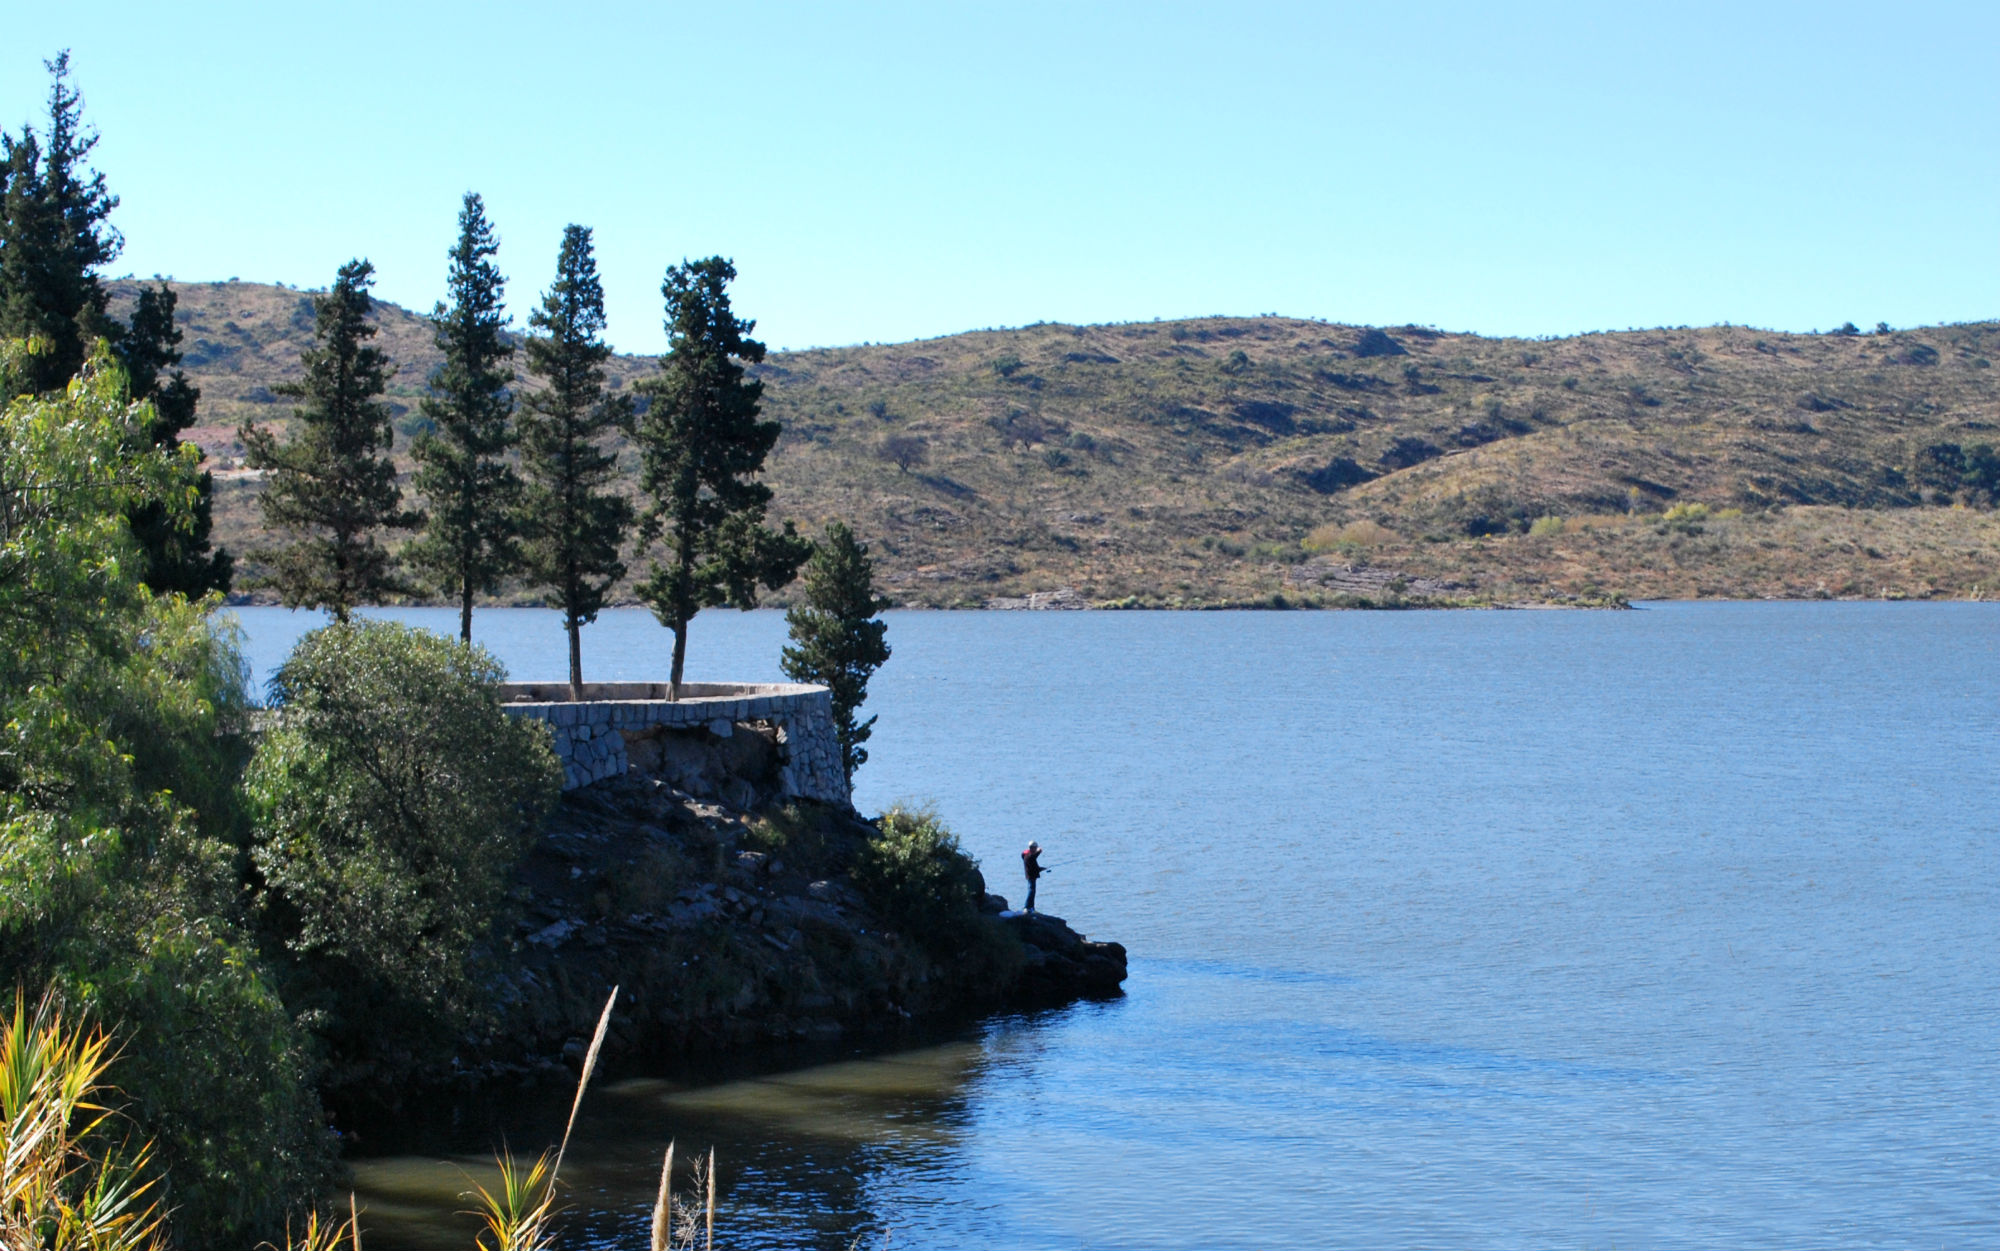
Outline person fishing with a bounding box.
[1021,840,1049,912]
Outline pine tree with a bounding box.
[634,257,807,696]
[517,225,632,699]
[240,259,413,620]
[406,193,520,642]
[122,281,232,596]
[781,522,892,782]
[0,52,120,395]
[0,56,229,593]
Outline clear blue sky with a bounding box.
[5,1,1996,353]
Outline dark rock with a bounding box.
[434,770,1127,1094]
[1003,912,1128,1001]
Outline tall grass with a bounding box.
[0,986,730,1251]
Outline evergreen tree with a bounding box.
[122,281,232,596]
[240,259,413,620]
[517,225,632,698]
[634,257,807,695]
[0,56,229,592]
[406,193,520,641]
[0,52,119,395]
[781,521,892,782]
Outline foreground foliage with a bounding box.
[0,342,327,1246]
[0,995,165,1251]
[246,620,562,1093]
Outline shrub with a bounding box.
[1380,436,1443,471]
[1660,502,1710,534]
[877,434,928,474]
[245,621,561,1091]
[853,805,987,950]
[1529,515,1566,537]
[1304,519,1392,552]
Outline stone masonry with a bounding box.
[496,681,849,806]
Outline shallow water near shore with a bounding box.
[235,602,2000,1250]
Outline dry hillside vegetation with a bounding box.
[119,280,2000,607]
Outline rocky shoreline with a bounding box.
[415,770,1125,1098]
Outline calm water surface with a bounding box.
[234,603,2000,1249]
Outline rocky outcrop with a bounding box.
[460,769,1127,1087]
[1001,912,1129,1002]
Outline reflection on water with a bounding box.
[350,1010,1080,1251]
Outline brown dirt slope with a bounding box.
[119,280,2000,607]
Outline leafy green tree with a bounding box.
[782,521,891,782]
[0,340,327,1247]
[0,52,119,395]
[121,281,232,596]
[634,257,807,695]
[241,259,415,619]
[517,225,632,698]
[407,193,521,642]
[244,620,561,1092]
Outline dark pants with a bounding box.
[1025,876,1038,911]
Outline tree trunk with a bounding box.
[459,580,473,644]
[567,615,583,702]
[669,621,687,701]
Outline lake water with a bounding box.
[233,603,2000,1250]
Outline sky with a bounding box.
[3,1,1997,354]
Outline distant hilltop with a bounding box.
[121,280,2000,607]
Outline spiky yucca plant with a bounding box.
[0,994,166,1251]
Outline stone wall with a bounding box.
[497,681,849,807]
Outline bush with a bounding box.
[1529,515,1566,537]
[245,620,561,1091]
[1660,502,1710,534]
[877,434,928,474]
[853,805,988,952]
[1304,519,1393,552]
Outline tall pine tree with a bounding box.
[517,225,632,699]
[0,52,119,395]
[634,257,807,696]
[240,260,414,620]
[0,55,230,593]
[406,193,520,641]
[781,521,891,783]
[122,282,232,596]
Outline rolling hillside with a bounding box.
[119,280,2000,607]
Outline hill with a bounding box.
[117,280,2000,607]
